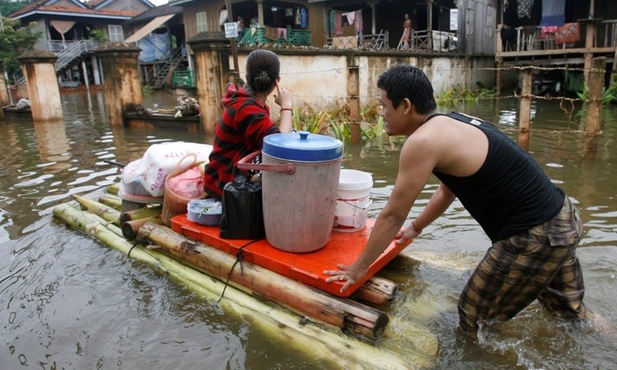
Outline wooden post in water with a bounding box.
[517,68,533,151]
[187,31,230,134]
[95,43,143,127]
[17,50,63,122]
[583,57,606,158]
[347,56,361,144]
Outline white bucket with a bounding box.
[333,169,373,232]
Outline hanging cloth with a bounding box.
[50,20,75,42]
[300,8,307,29]
[295,7,301,26]
[517,0,534,19]
[354,10,363,33]
[540,0,566,26]
[334,12,343,35]
[342,11,355,26]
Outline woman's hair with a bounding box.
[377,65,436,114]
[245,49,280,93]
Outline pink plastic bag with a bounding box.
[167,166,205,199]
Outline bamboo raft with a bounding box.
[53,184,439,369]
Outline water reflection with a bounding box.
[0,91,615,369]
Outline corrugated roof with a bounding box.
[125,3,183,26]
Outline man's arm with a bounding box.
[324,132,437,292]
[395,182,456,244]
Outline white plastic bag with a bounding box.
[139,142,212,197]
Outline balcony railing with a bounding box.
[498,19,617,57]
[238,26,311,47]
[48,40,101,71]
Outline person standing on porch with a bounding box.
[402,13,412,49]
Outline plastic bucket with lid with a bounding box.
[333,169,373,232]
[238,131,343,253]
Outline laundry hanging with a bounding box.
[540,0,566,27]
[517,0,534,19]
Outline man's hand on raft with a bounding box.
[324,263,367,294]
[324,229,416,293]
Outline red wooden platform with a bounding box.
[170,215,405,297]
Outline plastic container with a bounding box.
[187,198,222,226]
[333,169,373,232]
[238,132,343,253]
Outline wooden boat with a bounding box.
[52,184,439,369]
[2,105,32,120]
[124,111,201,132]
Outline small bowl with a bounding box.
[187,198,222,226]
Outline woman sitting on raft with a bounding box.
[203,49,294,199]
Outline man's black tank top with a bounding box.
[430,112,564,242]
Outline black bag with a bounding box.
[219,175,265,239]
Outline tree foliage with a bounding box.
[0,0,35,18]
[0,17,42,82]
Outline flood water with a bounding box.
[1,90,615,369]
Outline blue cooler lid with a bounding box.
[263,131,343,161]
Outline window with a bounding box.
[108,25,124,42]
[196,11,208,33]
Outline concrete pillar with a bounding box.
[17,50,64,122]
[187,31,230,134]
[0,61,10,107]
[257,0,264,25]
[91,55,102,85]
[95,43,143,127]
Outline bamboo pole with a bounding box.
[122,216,161,240]
[106,183,120,195]
[137,222,389,343]
[99,194,123,210]
[74,195,121,224]
[52,203,420,369]
[120,205,162,226]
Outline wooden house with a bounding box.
[495,0,617,94]
[9,0,154,86]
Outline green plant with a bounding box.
[285,100,387,142]
[141,84,153,97]
[576,84,616,105]
[0,18,42,83]
[89,29,108,42]
[435,85,496,107]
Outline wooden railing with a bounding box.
[498,19,617,56]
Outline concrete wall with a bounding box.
[227,51,495,111]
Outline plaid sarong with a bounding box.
[458,196,586,336]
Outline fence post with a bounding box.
[347,55,361,144]
[517,68,533,151]
[584,57,606,158]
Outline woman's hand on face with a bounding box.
[274,81,293,108]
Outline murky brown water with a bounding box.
[1,90,615,369]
